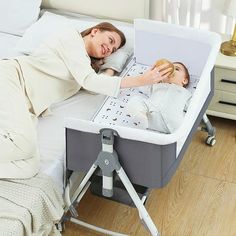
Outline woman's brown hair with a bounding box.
[81,22,126,72]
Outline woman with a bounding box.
[0,22,172,179]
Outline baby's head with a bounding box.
[167,62,190,88]
[155,59,190,88]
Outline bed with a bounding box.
[0,0,220,235]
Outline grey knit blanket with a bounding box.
[0,174,65,236]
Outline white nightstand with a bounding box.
[207,35,236,120]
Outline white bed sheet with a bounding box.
[38,91,106,193]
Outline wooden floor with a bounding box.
[62,116,236,236]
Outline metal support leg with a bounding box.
[199,113,216,146]
[202,114,216,136]
[62,162,129,236]
[116,167,160,236]
[95,128,160,235]
[64,164,97,211]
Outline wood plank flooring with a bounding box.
[62,116,236,236]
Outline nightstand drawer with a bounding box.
[209,90,236,115]
[214,67,236,93]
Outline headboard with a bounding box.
[41,0,150,22]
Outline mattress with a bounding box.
[37,91,106,193]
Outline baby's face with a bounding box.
[166,63,188,87]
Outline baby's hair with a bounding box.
[173,62,190,88]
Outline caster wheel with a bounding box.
[206,136,216,146]
[56,222,65,232]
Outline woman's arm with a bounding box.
[103,63,172,88]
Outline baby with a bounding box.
[127,60,192,134]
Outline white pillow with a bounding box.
[15,12,76,54]
[15,11,134,56]
[0,0,42,36]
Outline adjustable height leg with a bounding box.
[96,129,160,236]
[95,129,121,197]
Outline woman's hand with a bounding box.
[120,63,173,88]
[141,63,173,85]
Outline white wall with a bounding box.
[149,0,235,35]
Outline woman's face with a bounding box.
[87,28,121,58]
[167,62,188,87]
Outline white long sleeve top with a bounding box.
[16,28,121,116]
